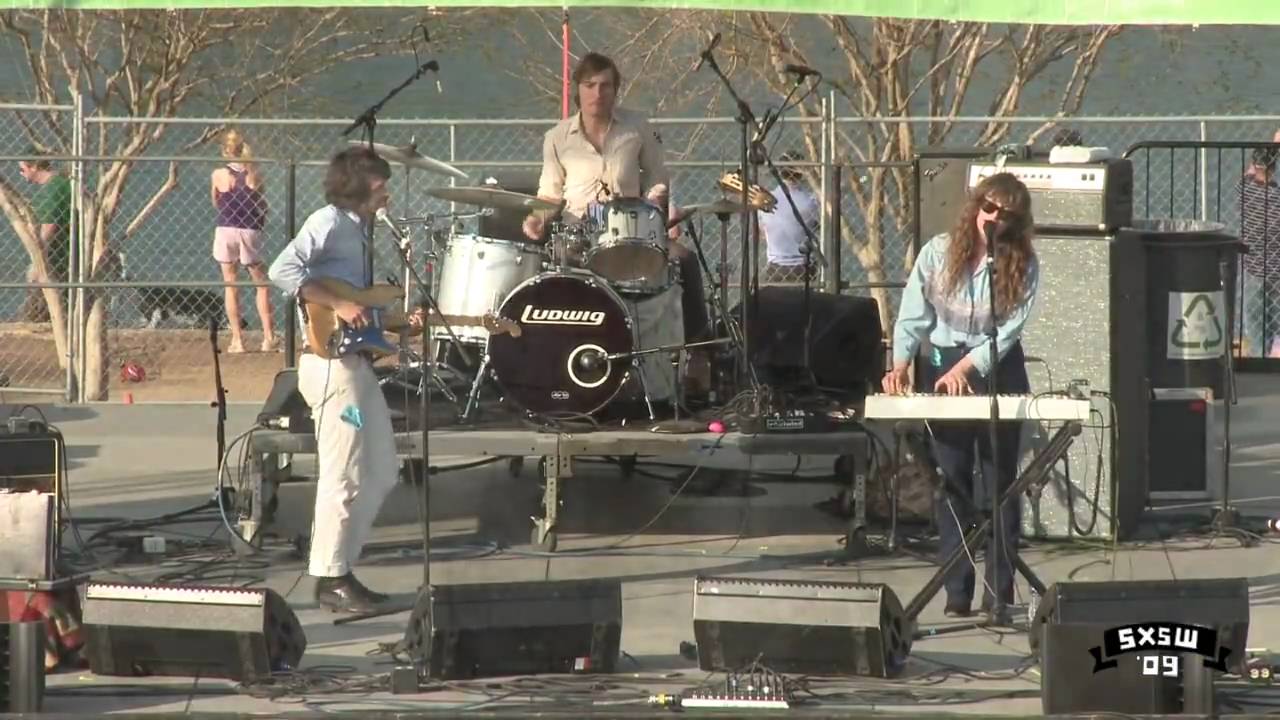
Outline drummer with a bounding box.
[522,52,710,391]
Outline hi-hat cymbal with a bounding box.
[690,199,760,214]
[427,186,562,212]
[667,200,751,228]
[347,141,469,180]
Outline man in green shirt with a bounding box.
[17,152,72,322]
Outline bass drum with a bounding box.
[489,270,635,417]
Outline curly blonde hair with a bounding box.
[942,172,1036,320]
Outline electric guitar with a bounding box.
[301,277,521,360]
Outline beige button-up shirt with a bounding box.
[536,107,670,221]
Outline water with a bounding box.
[2,18,1279,326]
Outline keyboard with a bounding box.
[863,393,1091,422]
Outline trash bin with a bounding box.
[1121,219,1242,397]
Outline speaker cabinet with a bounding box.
[402,579,623,679]
[734,287,883,394]
[83,582,307,681]
[0,621,44,713]
[1031,579,1249,715]
[1019,231,1148,540]
[692,576,912,677]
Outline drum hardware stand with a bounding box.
[683,218,749,382]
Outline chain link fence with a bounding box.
[2,110,1276,402]
[0,102,79,396]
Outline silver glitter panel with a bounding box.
[1019,234,1116,539]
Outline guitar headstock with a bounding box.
[717,170,777,212]
[483,313,522,338]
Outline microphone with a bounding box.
[422,59,442,94]
[983,220,997,245]
[776,62,820,78]
[695,32,722,72]
[375,208,410,252]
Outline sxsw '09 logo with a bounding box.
[1090,622,1230,678]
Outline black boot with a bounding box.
[314,573,386,613]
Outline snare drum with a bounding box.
[432,234,547,345]
[488,270,636,416]
[586,198,670,295]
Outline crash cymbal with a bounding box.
[426,186,562,212]
[347,141,469,180]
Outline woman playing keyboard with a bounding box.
[881,172,1039,620]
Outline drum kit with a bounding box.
[363,141,757,424]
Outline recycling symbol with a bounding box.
[1170,293,1223,351]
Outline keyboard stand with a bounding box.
[903,421,1082,634]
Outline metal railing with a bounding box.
[1124,140,1280,370]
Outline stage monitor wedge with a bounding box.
[693,576,912,678]
[402,579,623,679]
[82,582,307,682]
[1032,579,1249,715]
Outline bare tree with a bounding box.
[0,9,416,399]
[507,12,1122,328]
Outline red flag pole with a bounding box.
[561,6,571,119]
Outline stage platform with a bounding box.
[7,372,1280,717]
[247,425,876,553]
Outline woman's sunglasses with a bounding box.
[980,199,1019,220]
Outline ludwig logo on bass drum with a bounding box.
[520,305,606,326]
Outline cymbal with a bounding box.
[347,141,469,180]
[427,186,561,212]
[668,200,757,228]
[690,199,760,215]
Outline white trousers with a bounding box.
[296,353,399,577]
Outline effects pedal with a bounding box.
[738,407,833,434]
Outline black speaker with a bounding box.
[916,147,993,244]
[1031,579,1250,715]
[692,576,912,677]
[257,369,314,433]
[734,287,883,395]
[402,579,622,679]
[0,621,45,713]
[0,420,63,494]
[83,582,307,681]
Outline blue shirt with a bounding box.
[268,205,370,299]
[892,233,1040,377]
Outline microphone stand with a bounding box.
[343,59,440,291]
[684,218,749,381]
[981,220,1008,626]
[699,46,761,394]
[331,59,441,627]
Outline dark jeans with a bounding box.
[920,342,1029,607]
[677,253,709,343]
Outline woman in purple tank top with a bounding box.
[211,129,274,353]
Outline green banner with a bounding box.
[9,0,1280,24]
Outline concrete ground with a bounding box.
[8,374,1280,717]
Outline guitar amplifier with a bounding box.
[967,159,1133,231]
[0,420,63,494]
[83,582,307,681]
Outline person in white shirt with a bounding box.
[759,153,821,284]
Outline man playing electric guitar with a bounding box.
[267,146,415,613]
